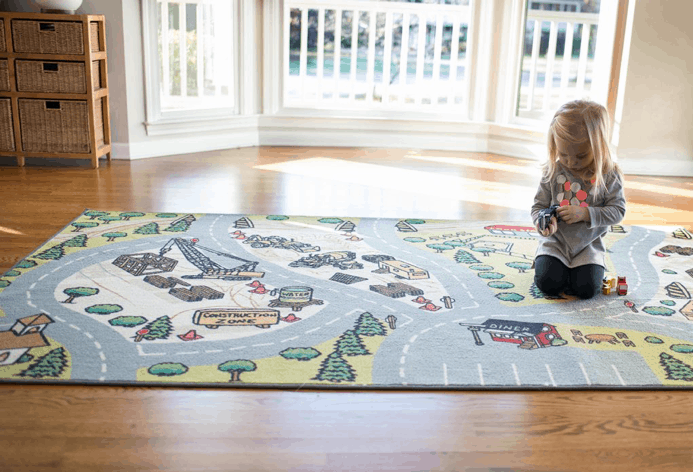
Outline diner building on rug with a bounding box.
[459,319,562,350]
[0,314,54,366]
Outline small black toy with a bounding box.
[537,205,560,231]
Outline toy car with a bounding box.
[617,276,628,296]
[602,280,612,295]
[537,205,561,231]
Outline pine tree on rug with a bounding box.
[19,348,68,379]
[313,352,356,382]
[660,352,693,381]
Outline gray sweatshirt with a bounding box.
[531,165,627,269]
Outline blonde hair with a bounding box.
[542,100,622,198]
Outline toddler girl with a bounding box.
[532,100,626,299]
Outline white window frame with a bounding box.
[506,0,620,129]
[263,0,478,123]
[141,0,260,136]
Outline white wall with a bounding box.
[613,0,693,176]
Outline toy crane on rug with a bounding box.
[159,238,264,281]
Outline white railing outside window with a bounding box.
[516,8,601,120]
[144,0,238,123]
[283,0,472,115]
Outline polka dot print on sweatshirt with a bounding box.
[556,174,590,208]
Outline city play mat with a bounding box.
[2,210,693,390]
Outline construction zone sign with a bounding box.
[192,308,280,329]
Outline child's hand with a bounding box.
[536,217,558,237]
[556,205,589,224]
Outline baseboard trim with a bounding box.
[116,115,693,176]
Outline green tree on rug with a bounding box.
[471,247,494,257]
[318,218,343,224]
[643,306,675,316]
[478,272,504,280]
[313,351,356,383]
[0,280,10,288]
[335,330,370,356]
[443,239,466,248]
[427,243,453,253]
[109,316,148,328]
[670,344,693,354]
[148,362,188,377]
[660,352,693,381]
[71,221,99,232]
[84,210,109,220]
[496,292,525,302]
[404,219,425,225]
[530,282,546,299]
[454,249,480,264]
[16,260,37,269]
[218,360,257,382]
[135,222,160,235]
[62,287,99,303]
[156,213,178,218]
[62,234,88,248]
[34,244,66,261]
[99,215,122,225]
[4,270,19,277]
[163,220,189,232]
[17,353,33,363]
[119,212,145,221]
[103,232,127,242]
[280,347,321,361]
[488,281,514,290]
[18,347,68,379]
[354,312,386,337]
[85,304,123,315]
[142,316,173,340]
[506,262,532,273]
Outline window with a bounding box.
[515,0,606,121]
[143,0,239,123]
[283,0,471,114]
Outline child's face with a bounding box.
[555,132,593,175]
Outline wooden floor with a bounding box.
[1,147,693,471]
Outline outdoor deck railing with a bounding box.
[521,9,600,115]
[157,0,235,112]
[284,0,472,111]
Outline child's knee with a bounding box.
[574,280,600,299]
[535,274,564,295]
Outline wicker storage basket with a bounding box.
[12,20,84,55]
[16,60,88,94]
[0,60,10,92]
[0,19,6,53]
[90,22,101,52]
[0,99,15,152]
[91,60,101,90]
[19,99,90,153]
[94,97,104,148]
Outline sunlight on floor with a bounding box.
[0,226,23,236]
[405,154,544,177]
[254,157,537,212]
[406,154,693,199]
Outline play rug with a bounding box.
[2,210,693,390]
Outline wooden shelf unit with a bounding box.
[0,12,111,169]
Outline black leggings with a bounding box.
[534,255,604,300]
